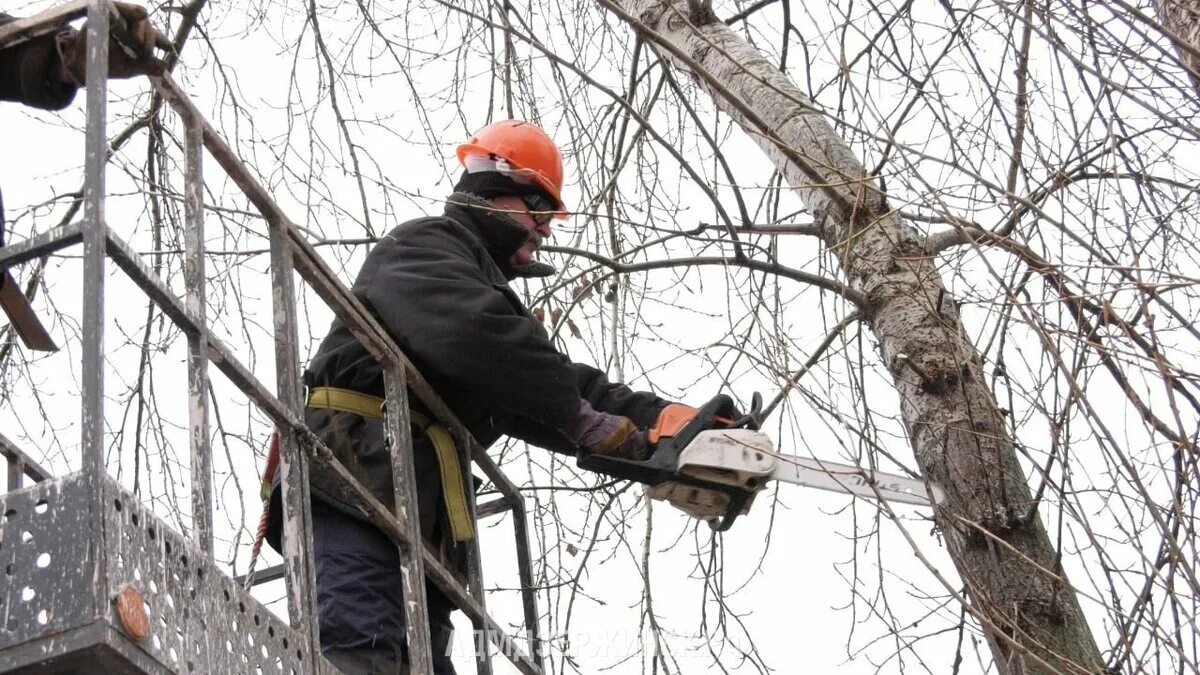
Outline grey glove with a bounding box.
[567,400,648,460]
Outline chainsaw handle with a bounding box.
[728,391,763,431]
[666,393,736,447]
[577,393,737,485]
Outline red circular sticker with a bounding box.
[114,584,150,641]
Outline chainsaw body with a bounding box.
[578,394,765,531]
[644,427,776,522]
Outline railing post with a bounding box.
[513,496,544,669]
[6,459,21,491]
[183,116,213,553]
[80,0,112,639]
[267,220,322,666]
[461,441,494,675]
[381,365,434,674]
[80,0,109,478]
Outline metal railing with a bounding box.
[0,2,544,673]
[0,430,52,491]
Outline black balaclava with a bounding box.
[449,171,558,279]
[453,170,556,206]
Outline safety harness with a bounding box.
[303,387,475,542]
[245,387,475,587]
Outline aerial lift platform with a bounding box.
[0,3,544,673]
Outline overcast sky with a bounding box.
[5,1,1198,673]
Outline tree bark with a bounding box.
[607,2,1105,673]
[1156,0,1200,94]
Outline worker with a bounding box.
[0,4,168,350]
[265,120,685,674]
[0,3,167,109]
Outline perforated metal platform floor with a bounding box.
[0,472,331,674]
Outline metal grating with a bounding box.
[0,475,96,652]
[101,477,315,675]
[0,473,327,674]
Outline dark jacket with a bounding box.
[268,193,666,551]
[0,14,79,110]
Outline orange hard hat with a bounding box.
[456,120,567,213]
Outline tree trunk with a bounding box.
[1156,0,1200,94]
[608,2,1105,672]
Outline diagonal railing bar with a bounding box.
[104,158,545,673]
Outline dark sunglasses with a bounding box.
[520,194,556,227]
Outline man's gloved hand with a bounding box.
[60,3,172,84]
[568,400,648,460]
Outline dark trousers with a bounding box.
[311,500,457,674]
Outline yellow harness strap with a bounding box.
[307,387,385,417]
[307,386,475,541]
[409,414,474,542]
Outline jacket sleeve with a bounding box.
[360,218,582,431]
[572,362,668,429]
[506,363,670,456]
[0,16,79,110]
[504,417,575,456]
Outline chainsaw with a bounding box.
[578,394,945,531]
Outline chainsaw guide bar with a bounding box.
[580,394,945,531]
